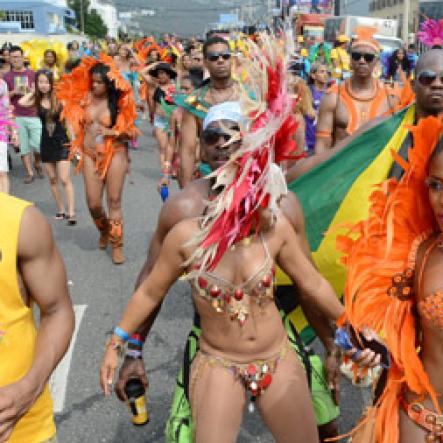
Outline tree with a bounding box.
[67,0,108,39]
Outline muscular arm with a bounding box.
[276,216,344,321]
[18,207,74,395]
[314,92,336,154]
[280,194,335,352]
[178,110,198,188]
[0,207,74,437]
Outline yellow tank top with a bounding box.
[0,193,55,443]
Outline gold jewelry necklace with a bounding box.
[346,79,379,102]
[209,82,237,105]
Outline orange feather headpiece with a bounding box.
[352,26,381,53]
[56,53,138,177]
[338,115,443,443]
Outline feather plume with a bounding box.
[339,116,443,443]
[418,18,443,48]
[185,32,298,275]
[56,53,138,178]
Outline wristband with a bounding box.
[128,338,144,347]
[126,349,143,359]
[114,326,129,342]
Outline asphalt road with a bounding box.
[9,126,370,442]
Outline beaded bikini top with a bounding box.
[192,235,276,326]
[416,234,443,330]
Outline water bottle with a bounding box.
[160,185,169,202]
[124,379,149,426]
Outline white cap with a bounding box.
[203,101,245,130]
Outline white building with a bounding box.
[89,0,119,38]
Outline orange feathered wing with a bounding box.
[56,53,138,177]
[338,116,443,443]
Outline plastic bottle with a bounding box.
[160,185,169,202]
[124,379,149,426]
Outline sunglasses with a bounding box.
[202,126,239,145]
[426,177,443,192]
[206,51,231,62]
[417,70,443,87]
[351,52,376,63]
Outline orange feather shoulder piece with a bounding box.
[338,115,443,443]
[56,53,138,177]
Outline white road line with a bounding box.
[50,304,87,414]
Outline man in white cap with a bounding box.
[114,101,341,442]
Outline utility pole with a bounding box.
[402,0,410,43]
[80,0,85,33]
[334,0,340,16]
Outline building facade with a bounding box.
[368,0,419,40]
[0,0,75,34]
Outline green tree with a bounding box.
[67,0,108,39]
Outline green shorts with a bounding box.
[16,116,42,156]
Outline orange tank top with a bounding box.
[330,79,394,135]
[0,193,55,443]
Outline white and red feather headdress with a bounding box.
[186,33,298,274]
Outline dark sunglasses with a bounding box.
[206,51,231,62]
[202,126,239,145]
[418,70,443,87]
[351,52,376,63]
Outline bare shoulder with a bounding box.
[17,206,53,260]
[319,89,338,110]
[159,180,206,228]
[280,192,303,229]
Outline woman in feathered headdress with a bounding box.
[338,115,443,443]
[56,53,138,265]
[100,34,380,442]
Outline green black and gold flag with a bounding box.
[279,105,415,343]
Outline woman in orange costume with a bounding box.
[338,116,443,442]
[57,54,138,264]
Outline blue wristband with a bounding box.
[114,326,129,342]
[128,338,144,347]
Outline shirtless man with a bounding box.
[178,36,242,187]
[115,103,340,441]
[315,27,399,153]
[0,193,74,443]
[288,49,443,182]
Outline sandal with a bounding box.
[54,213,65,220]
[66,215,77,226]
[23,175,34,184]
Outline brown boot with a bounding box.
[109,219,124,265]
[93,214,109,250]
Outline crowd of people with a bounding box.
[1,17,443,443]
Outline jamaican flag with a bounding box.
[279,105,415,344]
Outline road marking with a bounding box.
[50,304,87,413]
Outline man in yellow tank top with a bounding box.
[0,192,74,443]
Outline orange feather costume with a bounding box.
[337,115,443,442]
[56,53,138,178]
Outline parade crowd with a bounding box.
[1,17,443,443]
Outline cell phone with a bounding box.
[335,325,390,369]
[348,325,391,369]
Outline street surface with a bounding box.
[10,125,369,442]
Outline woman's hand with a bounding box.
[324,347,341,405]
[100,342,122,397]
[345,327,386,369]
